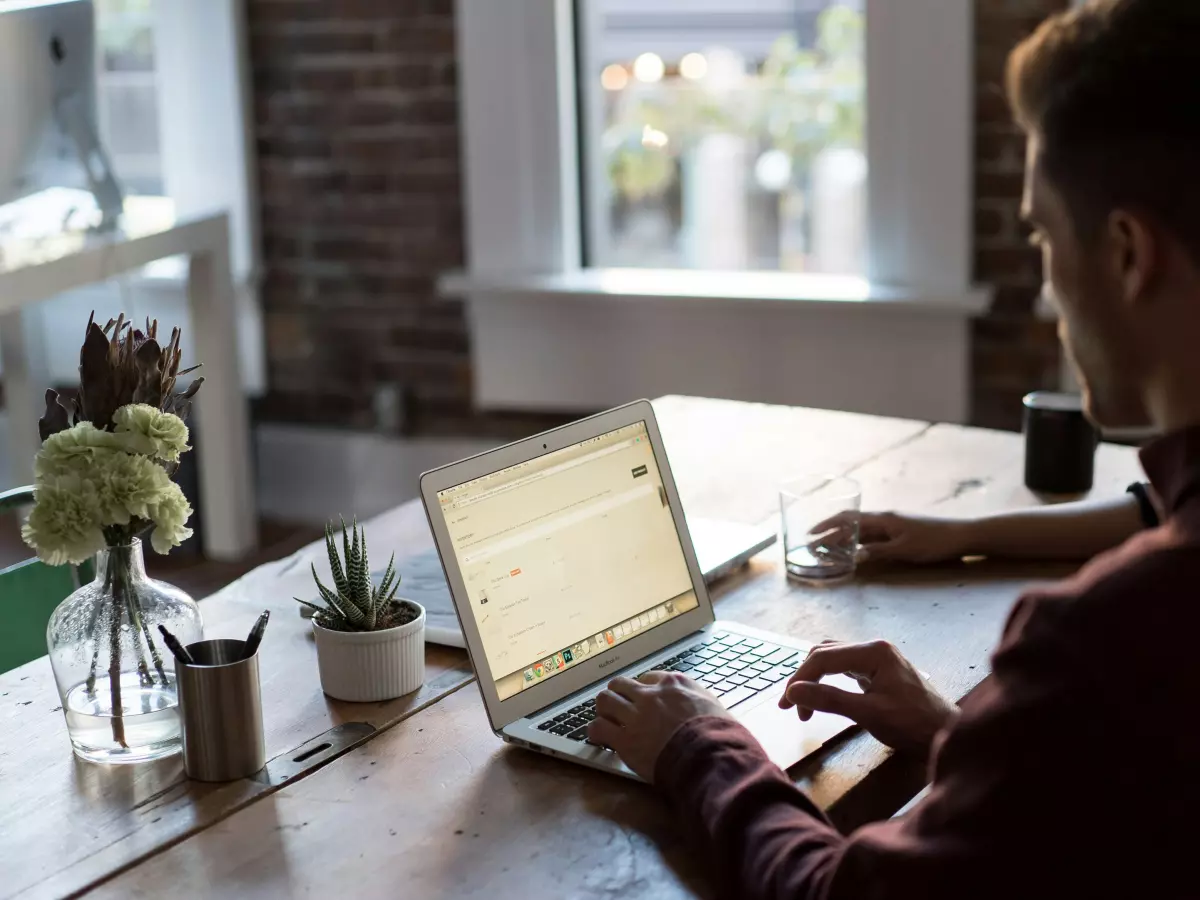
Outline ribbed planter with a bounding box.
[311,601,425,702]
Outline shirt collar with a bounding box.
[1139,424,1200,516]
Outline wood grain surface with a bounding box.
[0,501,472,900]
[88,398,1145,899]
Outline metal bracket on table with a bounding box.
[252,722,377,787]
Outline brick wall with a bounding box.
[248,0,1069,435]
[970,0,1069,430]
[248,0,567,438]
[249,0,464,432]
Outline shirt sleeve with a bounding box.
[653,594,1099,900]
[654,716,846,899]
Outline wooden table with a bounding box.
[0,397,1144,899]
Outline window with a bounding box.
[577,0,866,274]
[94,0,162,195]
[450,0,983,422]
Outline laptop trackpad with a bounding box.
[737,676,860,771]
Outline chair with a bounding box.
[0,487,94,674]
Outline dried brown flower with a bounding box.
[39,312,203,440]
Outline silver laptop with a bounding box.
[420,400,858,778]
[691,517,776,584]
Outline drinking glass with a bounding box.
[779,475,861,584]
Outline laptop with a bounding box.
[420,400,858,778]
[691,517,777,584]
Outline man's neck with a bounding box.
[1141,278,1200,433]
[1144,370,1200,434]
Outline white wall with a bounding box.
[469,294,971,423]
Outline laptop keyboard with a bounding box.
[535,631,805,743]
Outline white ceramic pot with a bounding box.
[311,601,426,702]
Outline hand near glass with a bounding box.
[808,511,978,566]
[778,640,958,757]
[854,512,970,564]
[852,492,1150,566]
[780,476,862,584]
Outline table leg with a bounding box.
[0,308,51,488]
[187,219,258,560]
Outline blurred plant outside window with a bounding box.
[94,0,162,195]
[583,1,865,274]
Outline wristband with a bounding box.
[1126,482,1159,529]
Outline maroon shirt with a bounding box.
[656,428,1200,899]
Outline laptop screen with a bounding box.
[436,421,699,700]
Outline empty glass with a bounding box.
[779,475,861,584]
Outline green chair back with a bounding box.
[0,487,94,674]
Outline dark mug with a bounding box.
[1023,392,1099,495]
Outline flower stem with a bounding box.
[83,600,102,697]
[128,595,168,685]
[125,591,154,687]
[106,589,127,748]
[104,551,130,748]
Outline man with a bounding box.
[588,2,1200,896]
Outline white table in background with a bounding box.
[0,198,257,560]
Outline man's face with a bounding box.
[1022,137,1151,429]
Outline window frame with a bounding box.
[447,0,989,423]
[456,0,977,292]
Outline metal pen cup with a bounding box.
[175,639,266,782]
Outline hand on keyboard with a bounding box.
[588,670,734,783]
[536,633,807,757]
[638,633,804,710]
[779,639,957,757]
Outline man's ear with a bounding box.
[1107,209,1157,307]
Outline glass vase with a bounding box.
[46,540,203,764]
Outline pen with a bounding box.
[157,624,196,666]
[241,610,270,660]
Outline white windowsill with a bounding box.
[440,266,991,423]
[439,268,992,316]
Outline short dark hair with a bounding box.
[1007,0,1200,255]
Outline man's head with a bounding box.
[1008,0,1200,430]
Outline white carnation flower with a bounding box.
[21,472,107,566]
[148,481,194,554]
[91,450,175,525]
[113,404,191,463]
[35,422,123,479]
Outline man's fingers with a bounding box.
[636,670,671,684]
[859,539,902,561]
[608,675,652,701]
[587,716,622,748]
[780,641,890,707]
[594,688,637,725]
[796,641,889,682]
[811,510,856,536]
[783,681,869,721]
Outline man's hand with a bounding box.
[809,510,972,565]
[779,640,958,757]
[855,512,972,564]
[588,671,733,782]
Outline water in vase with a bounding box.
[64,673,182,764]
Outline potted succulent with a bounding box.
[296,519,425,702]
